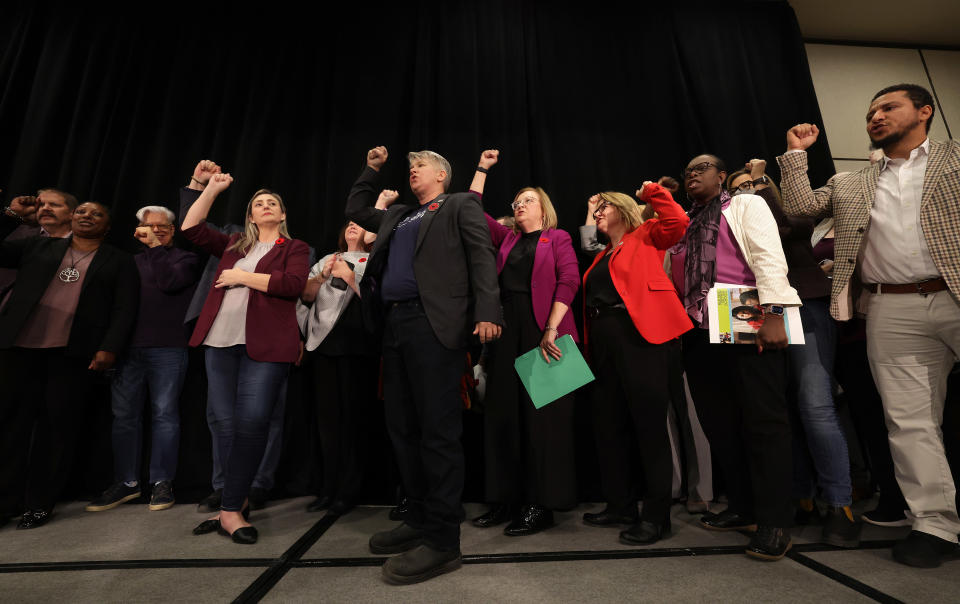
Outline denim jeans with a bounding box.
[204,345,289,511]
[208,378,287,491]
[111,347,189,484]
[788,297,852,507]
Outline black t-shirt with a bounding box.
[381,204,428,302]
[499,229,541,295]
[585,251,624,307]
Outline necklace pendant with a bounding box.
[59,267,80,283]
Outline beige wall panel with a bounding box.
[921,50,960,138]
[804,44,950,159]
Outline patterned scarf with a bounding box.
[672,190,729,324]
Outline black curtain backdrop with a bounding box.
[0,1,838,504]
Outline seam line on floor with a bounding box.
[787,551,905,604]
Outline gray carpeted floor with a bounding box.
[0,496,957,603]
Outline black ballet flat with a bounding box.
[218,524,259,545]
[193,519,221,535]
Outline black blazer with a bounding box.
[0,215,140,359]
[345,166,501,350]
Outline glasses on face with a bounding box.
[139,223,174,231]
[731,179,763,192]
[684,162,717,179]
[592,201,611,218]
[511,197,536,211]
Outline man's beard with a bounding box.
[869,116,922,150]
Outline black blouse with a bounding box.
[499,229,541,295]
[585,251,624,307]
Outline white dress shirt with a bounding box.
[859,138,941,284]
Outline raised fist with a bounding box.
[206,172,234,195]
[786,124,819,151]
[376,189,400,209]
[587,193,601,211]
[746,159,767,178]
[367,146,388,170]
[192,159,221,186]
[657,176,680,194]
[134,226,161,247]
[478,149,499,169]
[9,195,38,218]
[636,181,654,200]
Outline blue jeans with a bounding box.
[208,379,286,491]
[204,345,289,511]
[111,347,189,484]
[788,297,852,507]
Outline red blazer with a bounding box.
[183,222,310,363]
[582,183,693,345]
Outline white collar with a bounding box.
[879,138,929,170]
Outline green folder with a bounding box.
[514,334,596,409]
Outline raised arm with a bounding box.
[579,194,605,253]
[345,146,389,233]
[179,160,222,226]
[638,182,690,250]
[776,124,834,218]
[468,149,499,196]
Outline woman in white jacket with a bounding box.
[298,209,383,515]
[668,154,801,561]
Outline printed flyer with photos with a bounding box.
[707,284,805,345]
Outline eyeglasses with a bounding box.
[731,179,762,192]
[139,223,174,231]
[511,197,537,211]
[592,201,611,218]
[684,162,718,178]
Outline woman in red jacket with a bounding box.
[182,170,309,545]
[581,182,691,545]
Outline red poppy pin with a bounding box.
[358,257,366,263]
[539,237,549,243]
[427,202,440,211]
[275,237,286,245]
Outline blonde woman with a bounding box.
[182,167,309,544]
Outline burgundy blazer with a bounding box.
[182,222,310,363]
[485,215,580,342]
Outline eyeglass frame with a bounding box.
[683,162,720,179]
[592,200,612,218]
[510,197,538,211]
[138,222,175,232]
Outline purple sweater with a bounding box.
[129,245,202,348]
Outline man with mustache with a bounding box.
[778,83,960,568]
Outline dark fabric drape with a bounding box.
[0,1,836,504]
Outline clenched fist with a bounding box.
[206,173,234,195]
[134,226,162,248]
[786,124,819,152]
[746,159,767,178]
[376,189,400,209]
[367,146,388,171]
[192,159,222,187]
[478,149,499,169]
[9,195,38,220]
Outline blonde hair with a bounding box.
[227,189,292,255]
[512,187,558,232]
[598,192,643,230]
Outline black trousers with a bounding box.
[0,348,99,514]
[588,309,674,523]
[382,300,466,551]
[682,328,793,527]
[483,292,576,509]
[311,352,375,502]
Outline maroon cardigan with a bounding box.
[182,222,310,363]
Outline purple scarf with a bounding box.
[671,190,729,324]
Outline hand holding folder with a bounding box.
[514,334,595,409]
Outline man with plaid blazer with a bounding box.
[777,83,960,569]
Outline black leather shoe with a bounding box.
[892,530,959,568]
[193,519,221,535]
[583,507,638,527]
[16,509,51,530]
[620,519,671,545]
[218,524,258,544]
[745,526,791,560]
[389,497,410,521]
[700,510,757,532]
[472,503,511,528]
[382,544,462,585]
[369,522,423,554]
[307,495,333,513]
[821,505,861,548]
[197,489,222,513]
[329,499,354,515]
[504,505,554,536]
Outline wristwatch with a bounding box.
[764,304,785,316]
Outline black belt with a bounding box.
[387,298,422,309]
[586,304,626,319]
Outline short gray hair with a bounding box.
[136,205,176,225]
[407,150,452,191]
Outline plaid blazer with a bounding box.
[777,139,960,320]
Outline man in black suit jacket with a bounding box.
[346,146,501,584]
[0,202,139,529]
